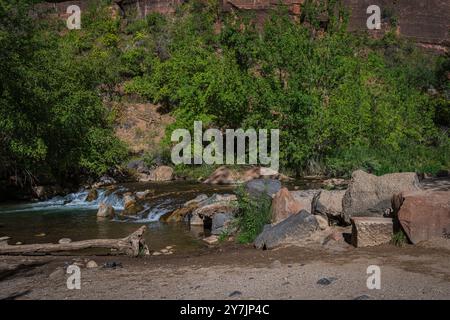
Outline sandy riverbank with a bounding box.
[1,241,449,300]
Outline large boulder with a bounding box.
[245,179,281,199]
[290,190,321,213]
[97,203,115,218]
[393,191,450,244]
[342,170,421,223]
[315,190,345,224]
[271,188,303,224]
[211,213,233,235]
[192,201,238,219]
[254,210,319,249]
[350,217,393,247]
[151,166,174,181]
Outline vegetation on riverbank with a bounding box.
[1,0,449,193]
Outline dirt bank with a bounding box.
[1,242,449,300]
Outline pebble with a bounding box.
[86,260,98,268]
[228,291,242,297]
[15,242,23,245]
[152,251,162,256]
[58,238,72,244]
[160,249,169,253]
[34,233,46,237]
[354,294,371,300]
[317,277,337,286]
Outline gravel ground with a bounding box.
[1,241,449,300]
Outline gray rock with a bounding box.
[254,210,319,249]
[228,290,242,297]
[315,190,345,224]
[58,238,72,244]
[245,179,281,199]
[317,277,337,286]
[211,213,232,235]
[126,159,150,173]
[342,170,421,223]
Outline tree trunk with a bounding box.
[0,226,148,257]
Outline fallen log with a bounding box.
[0,226,148,257]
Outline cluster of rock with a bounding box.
[127,160,174,182]
[254,170,450,249]
[161,193,238,237]
[203,166,291,184]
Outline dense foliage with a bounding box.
[0,0,127,186]
[125,0,449,176]
[1,0,449,192]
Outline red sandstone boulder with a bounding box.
[271,188,303,224]
[394,191,450,244]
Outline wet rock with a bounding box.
[92,176,116,189]
[86,260,98,268]
[184,194,208,207]
[32,186,47,199]
[203,235,219,245]
[351,217,393,247]
[135,189,154,200]
[342,170,421,224]
[315,190,345,224]
[394,190,450,244]
[58,238,72,244]
[161,204,198,223]
[192,201,238,219]
[245,179,281,199]
[122,194,143,216]
[255,210,319,249]
[85,189,98,202]
[97,203,115,218]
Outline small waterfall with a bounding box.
[23,188,125,211]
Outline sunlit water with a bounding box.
[0,179,321,253]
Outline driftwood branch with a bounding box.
[0,226,148,257]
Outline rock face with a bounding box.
[254,210,319,249]
[315,190,345,224]
[351,217,393,247]
[245,179,281,199]
[394,191,450,244]
[342,170,421,223]
[97,203,115,218]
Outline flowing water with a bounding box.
[0,179,322,253]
